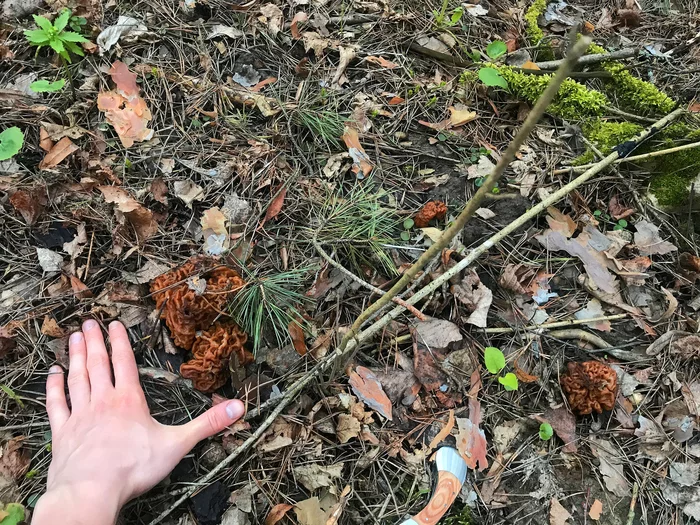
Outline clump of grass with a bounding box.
[295,110,346,149]
[230,267,314,352]
[316,181,399,276]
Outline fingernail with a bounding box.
[225,400,245,420]
[49,365,63,374]
[109,320,121,330]
[69,331,83,344]
[83,319,97,331]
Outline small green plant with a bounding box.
[230,267,314,352]
[0,127,24,161]
[593,210,628,231]
[539,422,554,441]
[68,13,87,33]
[0,503,25,525]
[400,218,414,241]
[24,9,88,63]
[29,78,66,93]
[433,0,463,28]
[485,40,507,60]
[484,346,519,391]
[478,67,508,89]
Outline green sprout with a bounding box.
[401,218,414,241]
[24,9,88,63]
[483,346,519,391]
[29,78,66,93]
[539,422,554,441]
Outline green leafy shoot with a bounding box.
[0,384,25,408]
[24,9,88,63]
[0,127,24,161]
[484,346,505,374]
[614,218,628,231]
[229,266,314,352]
[316,181,399,276]
[30,78,66,93]
[539,422,554,441]
[498,372,519,391]
[486,40,507,60]
[450,6,463,25]
[433,0,463,28]
[0,503,25,525]
[479,68,509,89]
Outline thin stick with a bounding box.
[312,236,427,321]
[482,314,628,333]
[337,36,594,353]
[535,48,638,69]
[547,329,610,349]
[553,140,700,175]
[625,482,639,525]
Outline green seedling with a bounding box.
[478,68,508,89]
[0,127,24,161]
[486,40,507,60]
[24,9,88,63]
[433,0,463,28]
[484,346,519,391]
[593,210,627,231]
[29,78,66,93]
[0,503,25,525]
[539,422,554,441]
[401,218,414,241]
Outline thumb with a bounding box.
[175,399,245,452]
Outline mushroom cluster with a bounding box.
[150,256,249,391]
[414,200,448,228]
[561,361,618,415]
[180,322,253,392]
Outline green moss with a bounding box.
[649,172,691,207]
[573,119,643,164]
[588,43,675,115]
[524,0,547,45]
[489,65,607,121]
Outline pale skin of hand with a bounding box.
[33,319,246,525]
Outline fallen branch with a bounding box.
[535,48,638,69]
[553,140,700,175]
[337,35,594,353]
[312,236,427,321]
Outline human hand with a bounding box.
[33,320,245,525]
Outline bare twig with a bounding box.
[553,140,700,174]
[625,482,640,525]
[337,35,594,353]
[482,314,628,333]
[535,48,638,69]
[547,329,611,348]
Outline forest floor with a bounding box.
[2,0,700,524]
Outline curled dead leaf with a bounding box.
[348,366,392,420]
[39,137,78,170]
[290,12,307,39]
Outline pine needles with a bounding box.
[230,267,313,352]
[296,110,346,149]
[315,181,399,276]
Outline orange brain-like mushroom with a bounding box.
[180,322,252,392]
[561,361,618,415]
[414,201,448,228]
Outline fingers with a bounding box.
[82,319,113,397]
[173,400,245,454]
[46,365,70,431]
[109,321,140,392]
[67,331,90,411]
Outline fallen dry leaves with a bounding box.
[456,371,488,471]
[348,366,392,420]
[341,127,372,178]
[97,61,154,148]
[98,186,158,243]
[38,137,78,170]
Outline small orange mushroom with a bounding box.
[414,201,448,228]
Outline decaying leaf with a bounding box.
[41,316,66,338]
[634,220,677,256]
[589,499,603,520]
[341,127,372,178]
[550,497,572,525]
[264,503,294,525]
[9,188,44,225]
[99,186,158,243]
[336,414,362,444]
[448,105,477,127]
[451,270,493,328]
[331,45,357,85]
[293,463,343,492]
[264,186,287,223]
[456,371,488,471]
[173,180,204,207]
[365,55,398,69]
[574,299,611,331]
[201,207,229,255]
[259,3,283,36]
[589,437,630,497]
[499,263,536,294]
[295,497,333,525]
[290,12,307,39]
[348,366,392,420]
[36,247,63,272]
[413,318,462,349]
[97,61,154,148]
[39,137,78,170]
[288,320,307,355]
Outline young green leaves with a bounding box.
[478,68,508,89]
[0,127,24,161]
[24,9,88,63]
[486,40,507,60]
[483,347,519,391]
